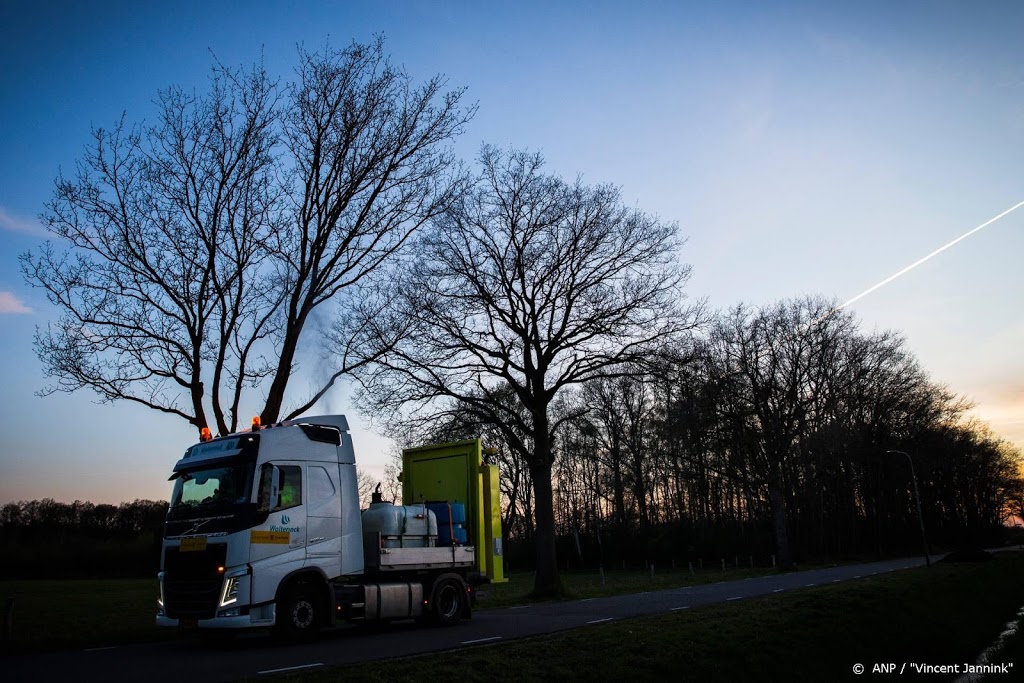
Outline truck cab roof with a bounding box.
[173,414,354,472]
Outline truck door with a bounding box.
[249,462,307,607]
[305,463,342,577]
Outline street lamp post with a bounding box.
[887,450,931,568]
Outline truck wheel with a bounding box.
[274,584,322,641]
[429,578,465,626]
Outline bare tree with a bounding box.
[352,147,702,596]
[22,38,474,436]
[356,469,378,509]
[711,297,856,569]
[261,39,475,424]
[22,62,280,434]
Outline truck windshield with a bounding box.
[168,460,256,520]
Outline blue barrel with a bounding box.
[427,502,467,525]
[449,502,466,525]
[437,525,469,546]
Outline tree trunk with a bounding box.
[260,320,303,424]
[529,460,561,597]
[529,409,561,597]
[768,461,794,569]
[610,439,626,526]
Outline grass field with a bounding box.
[0,577,164,651]
[279,552,1024,683]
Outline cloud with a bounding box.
[0,291,33,314]
[0,206,49,237]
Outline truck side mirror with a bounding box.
[258,464,281,512]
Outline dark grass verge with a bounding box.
[271,552,1024,683]
[0,578,165,652]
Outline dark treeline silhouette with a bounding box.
[408,296,1023,571]
[0,498,167,579]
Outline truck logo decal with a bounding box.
[251,530,290,544]
[270,514,300,533]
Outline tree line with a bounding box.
[20,37,1022,595]
[408,297,1022,571]
[0,499,167,578]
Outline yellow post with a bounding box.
[481,463,506,583]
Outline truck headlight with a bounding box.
[220,576,239,607]
[157,574,165,615]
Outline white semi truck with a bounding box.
[156,415,504,639]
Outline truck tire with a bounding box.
[429,577,466,626]
[274,583,322,641]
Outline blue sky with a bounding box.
[1,1,1022,504]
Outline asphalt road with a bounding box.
[4,555,934,682]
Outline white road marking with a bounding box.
[727,596,742,601]
[805,583,817,587]
[587,618,613,624]
[509,605,529,609]
[257,663,324,675]
[462,636,503,645]
[671,606,690,611]
[831,579,841,583]
[772,589,784,593]
[82,646,118,652]
[854,575,862,579]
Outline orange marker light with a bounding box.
[252,416,261,431]
[200,427,212,442]
[218,566,225,573]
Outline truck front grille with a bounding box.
[163,543,228,620]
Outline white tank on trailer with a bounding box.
[361,488,438,548]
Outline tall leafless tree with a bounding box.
[22,38,474,436]
[23,62,280,434]
[352,146,703,596]
[260,39,475,424]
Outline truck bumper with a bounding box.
[156,603,275,630]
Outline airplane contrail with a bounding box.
[813,198,1024,325]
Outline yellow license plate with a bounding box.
[180,537,207,552]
